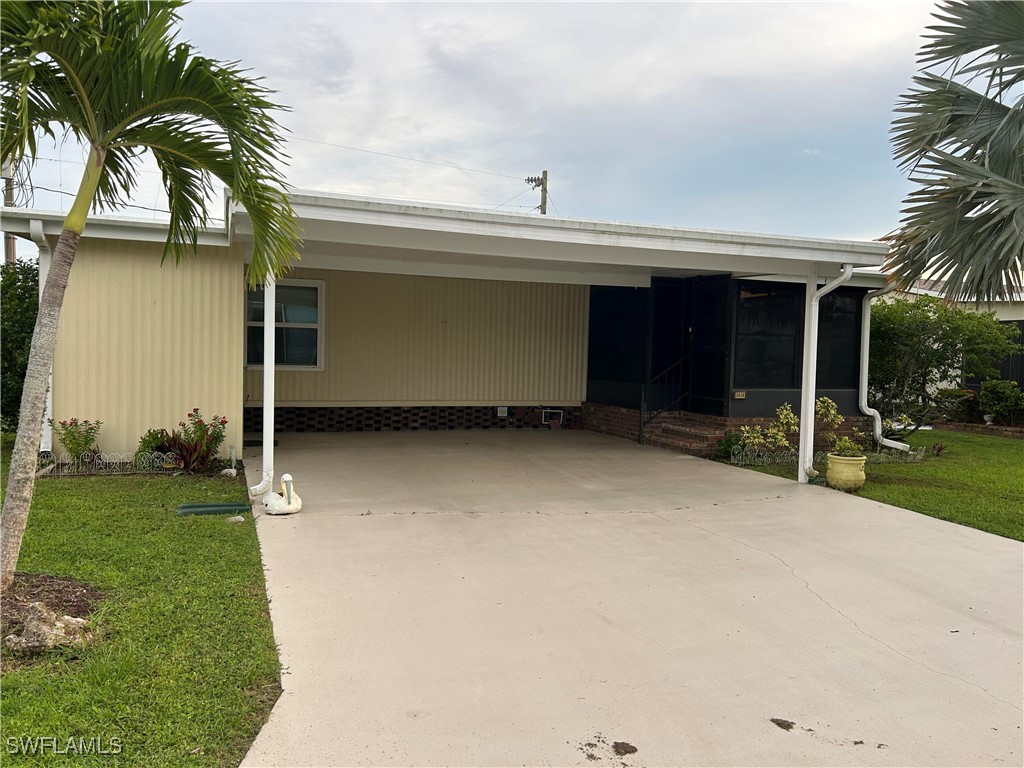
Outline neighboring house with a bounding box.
[1,191,888,478]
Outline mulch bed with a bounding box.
[1,572,105,641]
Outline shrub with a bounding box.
[979,380,1024,425]
[49,417,103,461]
[869,296,1021,436]
[933,387,979,423]
[815,397,869,455]
[1,260,38,430]
[169,408,228,471]
[134,428,172,462]
[738,403,800,451]
[715,430,742,459]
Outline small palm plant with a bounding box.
[0,1,300,591]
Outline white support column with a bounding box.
[798,263,854,483]
[797,266,819,484]
[248,274,276,499]
[30,220,53,454]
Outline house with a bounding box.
[1,191,890,483]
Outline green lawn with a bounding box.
[0,447,280,767]
[736,430,1024,541]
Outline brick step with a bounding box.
[647,411,728,428]
[653,423,725,444]
[644,432,718,457]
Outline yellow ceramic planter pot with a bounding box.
[825,454,867,492]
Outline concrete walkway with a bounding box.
[242,431,1022,767]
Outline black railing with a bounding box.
[639,355,690,443]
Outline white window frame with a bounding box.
[245,278,325,371]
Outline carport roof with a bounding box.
[3,190,890,287]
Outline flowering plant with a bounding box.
[48,417,103,461]
[169,408,228,471]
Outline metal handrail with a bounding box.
[639,354,690,443]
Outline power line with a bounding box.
[290,135,523,180]
[30,154,166,176]
[26,184,224,221]
[493,186,535,211]
[546,191,561,217]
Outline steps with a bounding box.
[642,414,725,458]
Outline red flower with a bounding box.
[220,418,228,425]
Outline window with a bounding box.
[734,281,803,388]
[816,289,862,388]
[245,280,323,368]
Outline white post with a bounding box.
[797,266,818,484]
[248,274,276,498]
[261,275,276,491]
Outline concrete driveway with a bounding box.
[242,431,1022,767]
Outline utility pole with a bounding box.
[2,159,15,264]
[525,170,548,215]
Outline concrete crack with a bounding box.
[686,521,1023,714]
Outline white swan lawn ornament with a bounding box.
[262,473,302,515]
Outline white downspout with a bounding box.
[30,220,54,454]
[797,263,853,483]
[248,274,276,498]
[859,283,910,452]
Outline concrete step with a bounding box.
[644,432,718,458]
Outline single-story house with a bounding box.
[2,191,892,484]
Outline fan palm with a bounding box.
[884,0,1024,303]
[0,1,300,591]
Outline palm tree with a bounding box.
[0,1,300,591]
[885,0,1024,303]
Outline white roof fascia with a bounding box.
[230,191,888,276]
[292,249,653,287]
[0,207,231,247]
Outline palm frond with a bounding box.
[0,0,299,283]
[892,74,1024,174]
[920,1,1024,97]
[886,0,1024,303]
[884,149,1024,303]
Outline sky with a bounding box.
[11,0,940,259]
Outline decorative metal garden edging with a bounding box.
[730,445,926,467]
[37,451,181,476]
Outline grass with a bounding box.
[735,429,1024,541]
[0,442,281,767]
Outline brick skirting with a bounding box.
[581,402,642,441]
[933,422,1024,440]
[581,401,874,451]
[244,405,583,433]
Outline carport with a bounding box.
[242,430,1022,768]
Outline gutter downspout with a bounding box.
[859,283,910,452]
[29,220,54,454]
[248,274,276,499]
[797,263,853,483]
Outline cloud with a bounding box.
[17,0,937,245]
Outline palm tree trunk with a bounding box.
[0,229,80,592]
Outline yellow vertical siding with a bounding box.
[52,238,244,456]
[245,270,590,406]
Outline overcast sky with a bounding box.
[15,0,939,255]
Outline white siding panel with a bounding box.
[245,269,589,406]
[52,239,244,455]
